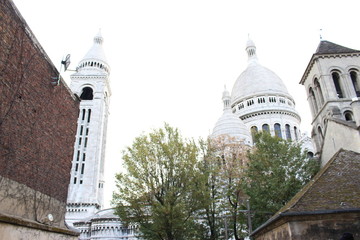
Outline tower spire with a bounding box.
[94,29,104,45]
[246,37,258,63]
[77,31,110,75]
[222,85,231,110]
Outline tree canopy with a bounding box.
[113,127,319,239]
[242,132,320,229]
[200,135,250,240]
[112,124,205,240]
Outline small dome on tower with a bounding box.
[76,31,110,75]
[212,86,252,145]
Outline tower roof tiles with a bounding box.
[315,40,360,55]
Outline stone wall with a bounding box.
[0,0,79,204]
[253,213,360,240]
[0,0,79,237]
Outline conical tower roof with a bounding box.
[76,31,110,75]
[315,40,360,55]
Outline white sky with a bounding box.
[12,0,360,207]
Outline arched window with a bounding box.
[294,126,298,140]
[344,111,353,121]
[307,151,314,158]
[309,87,318,113]
[332,72,344,98]
[251,126,258,142]
[274,123,282,138]
[350,70,360,97]
[314,78,324,105]
[80,87,94,100]
[285,124,291,140]
[262,124,270,133]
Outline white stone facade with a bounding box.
[213,39,308,153]
[66,32,111,226]
[74,209,139,240]
[231,39,302,143]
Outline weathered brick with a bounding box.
[0,0,79,203]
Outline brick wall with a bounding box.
[0,0,79,203]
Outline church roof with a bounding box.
[300,40,360,84]
[315,40,360,55]
[252,149,360,236]
[279,149,360,213]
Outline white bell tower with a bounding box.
[66,31,111,226]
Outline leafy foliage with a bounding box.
[243,132,320,229]
[112,124,205,240]
[199,136,250,240]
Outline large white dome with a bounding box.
[228,39,301,143]
[231,63,290,104]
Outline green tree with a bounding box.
[199,135,250,240]
[112,124,206,240]
[243,132,320,229]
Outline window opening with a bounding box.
[344,111,353,121]
[80,87,94,100]
[350,71,360,97]
[251,126,258,142]
[87,109,91,123]
[332,72,344,98]
[75,163,79,172]
[309,87,318,113]
[294,126,298,140]
[274,123,282,138]
[314,79,324,105]
[262,124,270,133]
[285,124,291,140]
[74,177,77,184]
[83,153,86,161]
[81,164,85,174]
[84,138,88,147]
[82,109,85,121]
[80,126,83,135]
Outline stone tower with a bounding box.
[300,40,360,156]
[66,32,111,226]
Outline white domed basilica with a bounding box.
[213,39,307,148]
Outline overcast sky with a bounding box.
[12,0,360,207]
